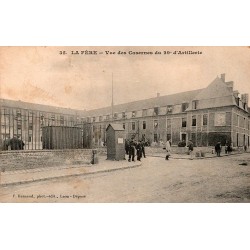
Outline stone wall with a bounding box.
[0,149,93,171]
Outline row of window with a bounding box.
[2,109,76,123]
[181,114,208,127]
[123,115,205,131]
[236,114,249,129]
[89,101,203,123]
[1,115,74,127]
[88,103,193,123]
[92,113,219,132]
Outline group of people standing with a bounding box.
[125,139,146,162]
[215,141,233,156]
[125,138,241,162]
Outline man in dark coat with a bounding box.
[128,139,136,162]
[125,139,129,155]
[19,139,25,150]
[215,142,222,157]
[9,137,25,150]
[9,137,20,150]
[225,140,232,154]
[136,141,143,161]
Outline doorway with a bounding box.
[181,133,186,141]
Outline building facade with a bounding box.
[84,74,250,147]
[0,99,86,150]
[1,74,249,150]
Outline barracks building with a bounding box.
[0,74,250,150]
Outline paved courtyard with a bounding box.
[0,153,249,202]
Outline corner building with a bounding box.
[0,74,249,150]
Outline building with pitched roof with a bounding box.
[0,99,85,150]
[0,74,249,150]
[85,74,250,148]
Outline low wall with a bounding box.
[0,149,93,171]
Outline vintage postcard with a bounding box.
[0,46,250,202]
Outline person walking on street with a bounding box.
[187,140,194,160]
[215,142,222,157]
[165,139,171,160]
[141,141,146,158]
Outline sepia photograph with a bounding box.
[1,1,250,250]
[0,46,250,203]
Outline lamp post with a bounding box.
[137,120,140,141]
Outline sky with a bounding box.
[0,46,250,111]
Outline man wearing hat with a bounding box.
[128,139,136,162]
[215,142,222,157]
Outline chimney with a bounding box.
[221,73,226,82]
[157,93,160,98]
[225,81,234,92]
[241,93,249,106]
[233,90,239,98]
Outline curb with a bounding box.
[0,162,142,187]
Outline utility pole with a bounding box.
[111,72,114,122]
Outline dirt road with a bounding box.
[0,154,249,202]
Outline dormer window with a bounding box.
[122,112,126,119]
[192,100,198,110]
[153,107,159,116]
[40,114,44,125]
[182,103,189,112]
[132,111,136,118]
[167,106,172,114]
[60,116,64,125]
[16,110,21,117]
